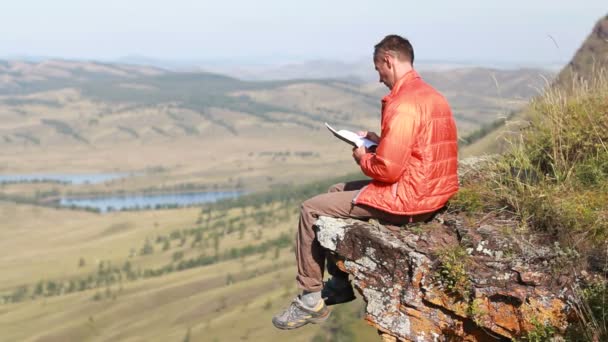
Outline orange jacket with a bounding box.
[354,70,459,215]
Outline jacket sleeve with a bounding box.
[359,107,417,183]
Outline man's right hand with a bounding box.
[357,131,380,143]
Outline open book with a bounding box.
[325,123,378,149]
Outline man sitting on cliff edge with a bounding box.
[273,34,459,330]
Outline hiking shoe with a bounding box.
[272,296,330,330]
[321,278,356,306]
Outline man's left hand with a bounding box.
[352,145,367,165]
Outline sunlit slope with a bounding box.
[0,59,552,149]
[0,60,379,148]
[0,201,308,341]
[0,175,380,341]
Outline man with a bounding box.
[272,34,459,330]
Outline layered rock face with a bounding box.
[315,214,576,341]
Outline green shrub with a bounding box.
[448,186,485,213]
[567,279,608,342]
[435,246,471,300]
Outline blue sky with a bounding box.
[1,1,606,65]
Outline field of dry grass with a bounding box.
[0,197,380,341]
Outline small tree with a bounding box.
[140,239,154,255]
[182,328,191,342]
[225,273,235,286]
[34,281,44,296]
[172,251,184,262]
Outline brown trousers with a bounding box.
[295,180,434,291]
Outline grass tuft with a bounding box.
[459,69,608,340]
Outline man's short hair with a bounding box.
[374,35,414,64]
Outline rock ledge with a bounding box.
[315,214,575,341]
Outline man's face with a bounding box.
[374,54,394,90]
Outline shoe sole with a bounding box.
[272,310,331,330]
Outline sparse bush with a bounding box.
[92,291,103,301]
[448,186,485,213]
[568,278,608,342]
[140,239,154,255]
[172,251,184,262]
[225,273,234,285]
[521,317,557,342]
[435,246,471,300]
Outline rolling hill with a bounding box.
[0,58,553,195]
[0,59,552,145]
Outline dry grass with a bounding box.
[454,70,608,340]
[0,195,380,341]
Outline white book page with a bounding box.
[325,123,377,148]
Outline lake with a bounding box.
[0,173,131,185]
[59,190,243,212]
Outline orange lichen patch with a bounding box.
[424,289,469,318]
[401,307,423,319]
[486,299,521,334]
[410,267,425,285]
[520,297,569,333]
[466,297,513,338]
[487,302,521,336]
[407,315,443,339]
[441,320,466,340]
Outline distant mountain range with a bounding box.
[0,58,553,148]
[112,55,562,82]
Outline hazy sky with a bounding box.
[1,1,606,65]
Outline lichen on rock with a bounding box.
[314,214,577,341]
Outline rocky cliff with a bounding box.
[555,14,608,88]
[315,213,579,341]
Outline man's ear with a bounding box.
[384,54,393,70]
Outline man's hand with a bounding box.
[357,131,380,143]
[352,145,367,165]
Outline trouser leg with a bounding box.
[295,179,434,291]
[327,179,371,193]
[296,199,327,292]
[325,180,370,279]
